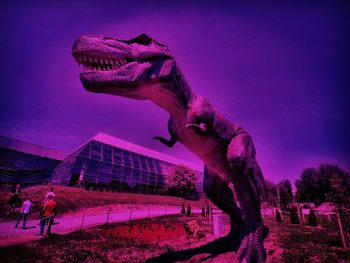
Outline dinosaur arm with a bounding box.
[153,135,177,148]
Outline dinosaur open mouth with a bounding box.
[73,55,134,71]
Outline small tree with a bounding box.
[276,209,283,223]
[186,205,192,217]
[307,209,318,227]
[201,205,205,217]
[181,203,186,215]
[278,179,293,211]
[290,205,300,224]
[265,180,278,207]
[167,165,198,198]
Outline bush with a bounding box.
[307,209,318,227]
[186,205,192,217]
[276,208,283,223]
[181,203,186,215]
[167,165,198,199]
[290,205,300,224]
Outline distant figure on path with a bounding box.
[6,183,22,215]
[38,195,56,236]
[43,187,55,205]
[15,195,32,229]
[41,187,56,224]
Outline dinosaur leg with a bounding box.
[203,166,244,249]
[227,133,267,263]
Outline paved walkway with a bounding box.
[0,205,203,247]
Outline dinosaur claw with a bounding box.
[237,224,267,263]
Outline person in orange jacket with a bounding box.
[38,195,56,236]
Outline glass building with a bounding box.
[0,135,67,184]
[51,133,203,194]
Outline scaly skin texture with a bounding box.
[72,33,268,262]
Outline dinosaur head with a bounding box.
[72,34,176,100]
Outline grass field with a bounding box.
[0,185,206,221]
[1,213,349,263]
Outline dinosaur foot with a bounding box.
[144,230,243,263]
[237,223,268,263]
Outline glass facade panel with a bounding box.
[140,156,148,171]
[147,158,155,172]
[103,145,112,162]
[90,142,101,160]
[131,153,140,169]
[51,138,203,195]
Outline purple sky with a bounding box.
[1,1,349,185]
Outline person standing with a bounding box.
[41,187,56,224]
[6,183,22,215]
[15,195,32,229]
[42,187,55,205]
[38,195,56,236]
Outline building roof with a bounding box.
[0,135,67,161]
[91,132,203,172]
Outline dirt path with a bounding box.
[0,204,203,247]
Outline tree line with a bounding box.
[265,163,350,209]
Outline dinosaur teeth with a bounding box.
[110,60,114,65]
[104,59,109,65]
[88,57,93,63]
[83,56,87,62]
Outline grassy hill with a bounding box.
[0,185,206,220]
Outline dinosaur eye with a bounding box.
[126,34,153,45]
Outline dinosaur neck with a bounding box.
[144,65,195,116]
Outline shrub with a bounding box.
[307,209,318,227]
[276,208,283,223]
[186,205,191,217]
[290,205,300,224]
[181,203,186,215]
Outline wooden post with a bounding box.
[327,214,332,223]
[106,209,111,224]
[209,205,212,223]
[336,210,348,249]
[80,214,85,231]
[129,208,132,221]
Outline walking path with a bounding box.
[0,205,204,247]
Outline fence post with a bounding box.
[336,209,348,249]
[129,208,132,221]
[80,214,85,231]
[106,209,112,224]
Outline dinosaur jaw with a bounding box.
[72,51,153,96]
[72,34,176,99]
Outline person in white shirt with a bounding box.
[15,196,32,229]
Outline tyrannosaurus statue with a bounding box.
[72,33,268,262]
